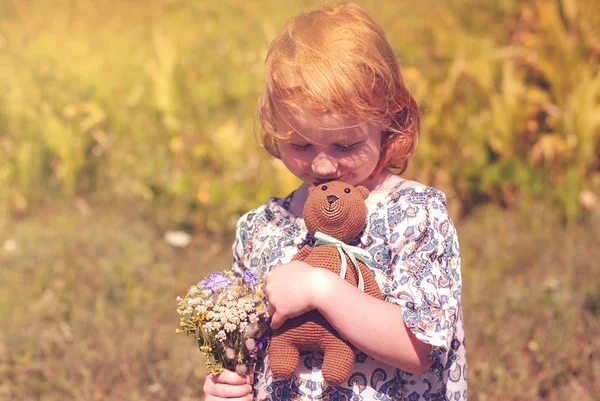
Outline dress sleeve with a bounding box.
[384,190,462,361]
[230,211,255,277]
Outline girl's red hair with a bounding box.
[256,2,419,174]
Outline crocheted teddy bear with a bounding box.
[269,180,383,385]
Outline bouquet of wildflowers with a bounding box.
[176,270,270,376]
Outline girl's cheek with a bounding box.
[281,155,310,175]
[341,153,366,167]
[288,154,311,169]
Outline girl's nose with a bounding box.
[311,153,338,176]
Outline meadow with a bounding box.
[1,199,598,401]
[0,0,599,400]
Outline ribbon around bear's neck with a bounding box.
[314,231,373,292]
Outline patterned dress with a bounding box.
[231,181,467,401]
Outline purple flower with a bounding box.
[256,329,271,350]
[242,270,259,290]
[199,271,229,291]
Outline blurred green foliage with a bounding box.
[0,0,599,230]
[401,0,600,219]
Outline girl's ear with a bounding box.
[384,114,394,127]
[357,186,369,200]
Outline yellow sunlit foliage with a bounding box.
[0,0,598,230]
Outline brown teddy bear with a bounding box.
[269,180,383,385]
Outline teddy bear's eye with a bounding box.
[321,185,328,191]
[344,188,351,193]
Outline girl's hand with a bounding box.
[264,261,332,329]
[203,369,254,401]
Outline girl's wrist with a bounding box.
[310,268,337,311]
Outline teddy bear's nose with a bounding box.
[327,195,339,204]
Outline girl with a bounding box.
[203,3,467,400]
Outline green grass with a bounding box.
[0,199,598,400]
[460,203,600,400]
[0,200,233,401]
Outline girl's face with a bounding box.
[275,110,383,188]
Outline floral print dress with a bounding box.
[230,181,467,401]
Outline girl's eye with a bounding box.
[290,143,312,151]
[336,142,362,152]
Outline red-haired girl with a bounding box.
[204,3,467,400]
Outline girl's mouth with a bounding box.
[313,175,346,185]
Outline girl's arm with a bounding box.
[265,262,433,375]
[313,267,434,374]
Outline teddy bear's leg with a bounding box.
[321,336,355,386]
[269,335,300,379]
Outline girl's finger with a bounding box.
[267,302,276,317]
[270,311,284,330]
[245,369,255,385]
[209,383,253,399]
[205,395,254,401]
[209,369,248,385]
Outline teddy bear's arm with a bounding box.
[291,244,312,262]
[357,262,383,300]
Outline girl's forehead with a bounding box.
[276,109,367,140]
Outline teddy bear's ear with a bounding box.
[357,186,369,200]
[308,184,318,194]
